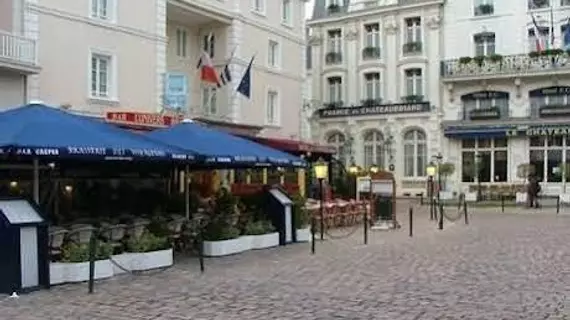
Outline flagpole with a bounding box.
[550,3,555,48]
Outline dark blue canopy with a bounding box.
[0,103,195,161]
[146,120,306,167]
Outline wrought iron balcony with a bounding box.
[325,52,342,65]
[441,51,570,80]
[403,42,422,55]
[0,30,39,73]
[362,46,381,60]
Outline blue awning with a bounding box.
[0,103,195,161]
[146,120,307,167]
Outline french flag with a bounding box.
[197,50,220,86]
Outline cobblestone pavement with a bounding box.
[3,203,570,319]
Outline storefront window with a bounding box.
[267,168,281,185]
[234,170,248,183]
[284,168,297,184]
[461,138,508,182]
[250,170,264,183]
[528,136,570,182]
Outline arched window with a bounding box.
[363,130,384,169]
[326,132,346,164]
[403,129,427,177]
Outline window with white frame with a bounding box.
[363,72,381,101]
[282,0,292,25]
[268,40,280,68]
[364,23,380,47]
[327,132,346,165]
[529,136,570,183]
[202,86,217,115]
[90,53,112,98]
[529,87,570,118]
[176,28,187,58]
[461,91,509,120]
[327,29,342,53]
[404,17,421,44]
[404,68,422,97]
[253,0,265,13]
[203,34,215,58]
[461,138,508,183]
[474,32,495,56]
[327,76,342,103]
[91,0,111,20]
[363,130,384,169]
[474,0,494,16]
[266,90,279,125]
[527,27,549,52]
[403,129,427,177]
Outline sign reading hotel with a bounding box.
[106,112,182,128]
[318,102,430,118]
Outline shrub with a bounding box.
[61,241,113,263]
[126,233,170,253]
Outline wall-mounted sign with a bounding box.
[318,102,430,118]
[469,107,501,120]
[461,91,509,100]
[529,86,570,97]
[539,105,570,117]
[106,112,182,128]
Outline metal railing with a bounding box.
[0,30,37,66]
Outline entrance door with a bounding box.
[20,227,38,289]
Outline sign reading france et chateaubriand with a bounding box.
[318,102,430,118]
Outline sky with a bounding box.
[305,0,314,19]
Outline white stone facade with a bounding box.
[307,0,444,194]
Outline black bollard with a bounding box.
[311,215,316,254]
[501,194,505,213]
[438,203,444,230]
[88,233,96,294]
[409,206,413,237]
[557,197,561,214]
[430,198,435,220]
[420,193,424,206]
[198,229,205,273]
[464,197,469,225]
[363,203,369,245]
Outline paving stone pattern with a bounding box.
[2,202,570,319]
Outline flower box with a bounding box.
[49,260,113,285]
[251,232,279,249]
[516,192,527,204]
[295,227,311,242]
[111,249,173,273]
[203,236,251,257]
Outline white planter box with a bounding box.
[49,260,113,284]
[516,192,527,204]
[465,192,477,202]
[296,227,311,242]
[440,191,454,200]
[251,232,279,249]
[203,237,251,257]
[111,249,174,273]
[560,194,570,204]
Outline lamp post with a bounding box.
[475,153,482,202]
[366,164,379,242]
[426,162,436,220]
[348,159,360,199]
[433,153,443,230]
[313,158,328,241]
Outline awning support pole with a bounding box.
[185,164,190,220]
[33,158,39,204]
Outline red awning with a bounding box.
[248,136,335,155]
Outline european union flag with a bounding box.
[237,56,254,99]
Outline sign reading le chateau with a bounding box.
[319,102,430,118]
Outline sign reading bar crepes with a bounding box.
[106,112,182,128]
[318,102,430,118]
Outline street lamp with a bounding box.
[369,164,379,174]
[426,162,436,220]
[313,158,328,242]
[364,164,379,244]
[433,153,443,230]
[348,161,360,175]
[475,153,482,202]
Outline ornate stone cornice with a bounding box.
[384,17,398,34]
[427,15,441,30]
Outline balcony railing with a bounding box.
[325,52,342,65]
[441,51,570,79]
[362,46,381,60]
[0,30,37,67]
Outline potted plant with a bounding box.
[488,54,503,63]
[473,55,485,66]
[202,189,249,256]
[50,241,113,285]
[437,162,455,199]
[402,95,423,102]
[458,56,472,64]
[112,232,172,274]
[327,3,340,13]
[515,163,534,203]
[528,51,540,58]
[244,220,279,249]
[292,193,311,242]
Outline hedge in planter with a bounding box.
[243,220,279,249]
[292,193,311,242]
[112,233,173,273]
[50,241,114,285]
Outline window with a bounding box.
[474,0,494,16]
[253,0,265,13]
[474,32,495,56]
[90,53,111,98]
[563,0,570,7]
[363,130,384,169]
[327,76,342,103]
[528,27,549,52]
[266,90,279,125]
[163,73,188,110]
[282,0,292,25]
[91,0,111,20]
[326,132,346,165]
[364,23,380,47]
[203,34,215,58]
[461,91,509,120]
[403,129,427,177]
[327,29,342,53]
[528,136,570,183]
[529,88,570,118]
[268,40,280,68]
[404,17,421,43]
[202,86,217,115]
[404,68,422,97]
[461,138,508,183]
[363,72,381,100]
[529,0,549,10]
[176,29,187,57]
